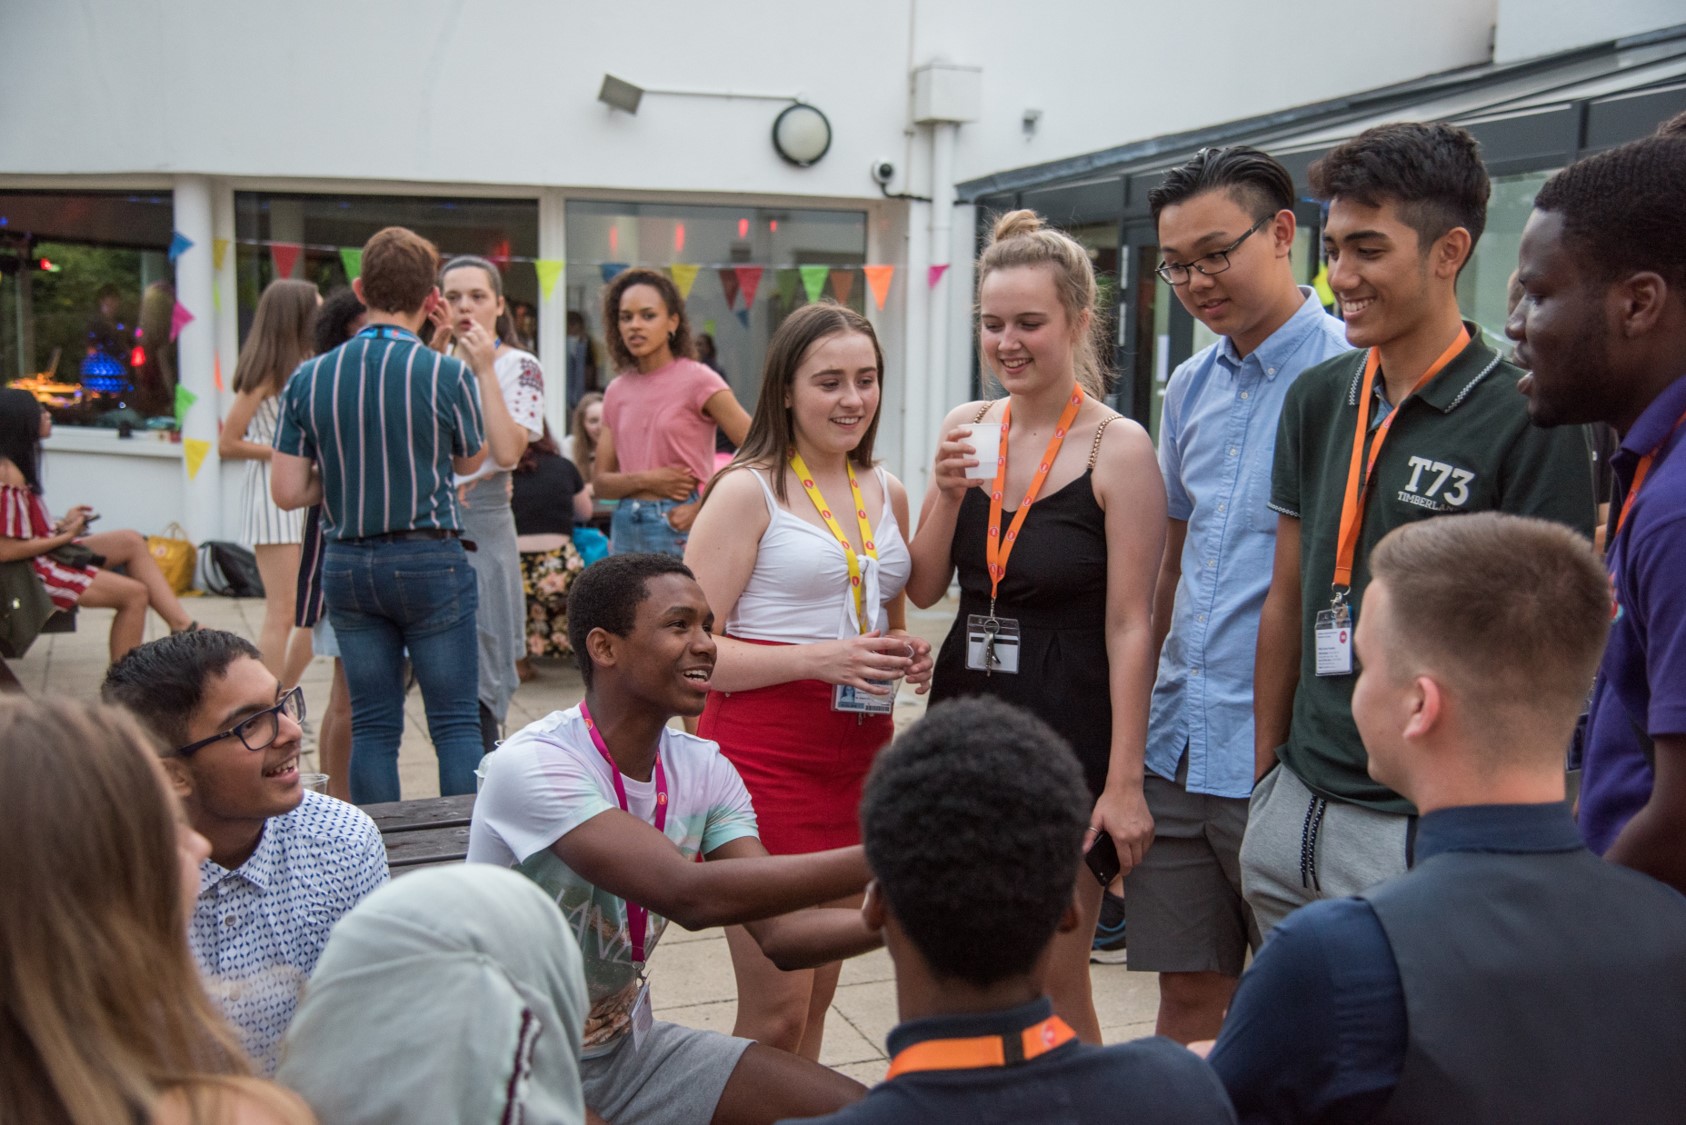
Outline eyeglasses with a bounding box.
[173,687,306,757]
[1156,216,1270,286]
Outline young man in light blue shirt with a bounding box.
[1122,147,1349,1043]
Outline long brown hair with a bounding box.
[232,279,319,397]
[571,391,604,471]
[0,699,287,1125]
[708,301,884,505]
[601,267,696,374]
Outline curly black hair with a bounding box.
[566,553,695,688]
[859,697,1090,987]
[102,630,263,751]
[1532,134,1686,289]
[1309,121,1490,257]
[601,267,696,374]
[310,288,368,356]
[1148,145,1296,224]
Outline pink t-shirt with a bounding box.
[601,357,731,487]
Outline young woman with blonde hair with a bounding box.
[218,278,320,689]
[907,210,1167,1044]
[0,697,313,1125]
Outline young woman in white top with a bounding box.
[685,301,934,1059]
[218,279,319,689]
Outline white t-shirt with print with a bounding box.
[455,347,547,485]
[467,705,759,1056]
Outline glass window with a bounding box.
[1458,170,1553,343]
[233,191,541,349]
[0,190,178,428]
[566,201,868,414]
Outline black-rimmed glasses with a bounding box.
[1156,216,1270,286]
[173,687,306,757]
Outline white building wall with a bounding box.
[1494,0,1681,64]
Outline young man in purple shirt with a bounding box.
[1510,130,1686,893]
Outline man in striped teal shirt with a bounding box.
[273,226,487,803]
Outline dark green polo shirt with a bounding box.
[1269,323,1596,812]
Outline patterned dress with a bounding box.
[0,483,96,610]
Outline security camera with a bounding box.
[870,160,896,186]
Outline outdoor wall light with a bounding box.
[771,103,833,167]
[598,74,645,114]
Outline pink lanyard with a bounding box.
[579,702,668,965]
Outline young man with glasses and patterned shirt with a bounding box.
[103,629,388,1075]
[1245,122,1595,937]
[1125,146,1350,1044]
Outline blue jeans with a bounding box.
[610,495,696,558]
[323,537,481,803]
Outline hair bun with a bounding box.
[991,209,1045,243]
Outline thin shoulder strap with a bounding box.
[744,466,778,515]
[1088,416,1118,471]
[972,400,995,424]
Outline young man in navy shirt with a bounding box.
[792,696,1235,1125]
[1510,131,1686,894]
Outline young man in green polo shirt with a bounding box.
[1244,122,1595,935]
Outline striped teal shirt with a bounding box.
[275,325,485,540]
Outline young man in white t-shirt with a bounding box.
[469,552,879,1125]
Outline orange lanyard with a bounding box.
[986,386,1085,607]
[789,452,878,634]
[1331,329,1470,593]
[1615,412,1686,537]
[886,1016,1077,1079]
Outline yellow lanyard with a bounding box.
[789,452,879,634]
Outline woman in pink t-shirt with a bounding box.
[596,269,751,556]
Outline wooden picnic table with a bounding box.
[364,792,477,874]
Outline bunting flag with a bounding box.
[183,438,211,480]
[1313,262,1335,308]
[703,319,718,337]
[168,232,194,265]
[534,259,564,300]
[734,308,750,329]
[669,263,700,301]
[213,355,225,392]
[928,264,950,289]
[717,268,741,309]
[339,247,363,282]
[600,262,629,284]
[212,238,230,272]
[799,265,830,304]
[735,266,764,307]
[774,268,801,306]
[831,270,855,306]
[863,265,895,311]
[270,242,302,279]
[174,385,199,426]
[169,302,195,342]
[212,284,221,314]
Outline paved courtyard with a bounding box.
[9,594,1161,1079]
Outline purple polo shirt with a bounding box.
[1580,372,1686,854]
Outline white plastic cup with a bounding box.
[299,772,330,794]
[963,423,1004,481]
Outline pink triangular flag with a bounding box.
[169,301,195,342]
[928,264,950,289]
[735,266,764,307]
[271,242,302,279]
[863,265,895,311]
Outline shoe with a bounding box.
[1091,890,1128,964]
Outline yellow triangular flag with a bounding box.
[212,238,230,272]
[1313,262,1335,308]
[670,263,700,301]
[183,438,211,480]
[533,259,565,301]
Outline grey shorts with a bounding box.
[1239,763,1411,939]
[1124,752,1258,975]
[581,1021,753,1125]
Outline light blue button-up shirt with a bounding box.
[1148,288,1351,797]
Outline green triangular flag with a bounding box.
[799,265,830,304]
[775,268,801,306]
[174,385,199,426]
[339,248,363,282]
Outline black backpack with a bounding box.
[197,541,266,598]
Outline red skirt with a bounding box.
[698,640,895,856]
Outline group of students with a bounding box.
[7,112,1686,1125]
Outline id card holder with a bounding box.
[966,615,1021,675]
[1314,605,1354,677]
[833,682,896,715]
[629,979,654,1053]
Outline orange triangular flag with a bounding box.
[214,355,224,392]
[863,265,895,311]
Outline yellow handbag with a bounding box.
[146,521,196,595]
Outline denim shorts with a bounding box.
[610,494,696,558]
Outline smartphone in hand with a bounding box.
[1084,831,1122,887]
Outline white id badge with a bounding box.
[966,615,1021,675]
[833,682,896,714]
[630,981,654,1053]
[1314,607,1354,677]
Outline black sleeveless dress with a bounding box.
[930,470,1112,798]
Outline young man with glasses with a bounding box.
[103,629,389,1074]
[1245,122,1594,937]
[1127,147,1350,1044]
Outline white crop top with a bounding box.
[725,466,912,645]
